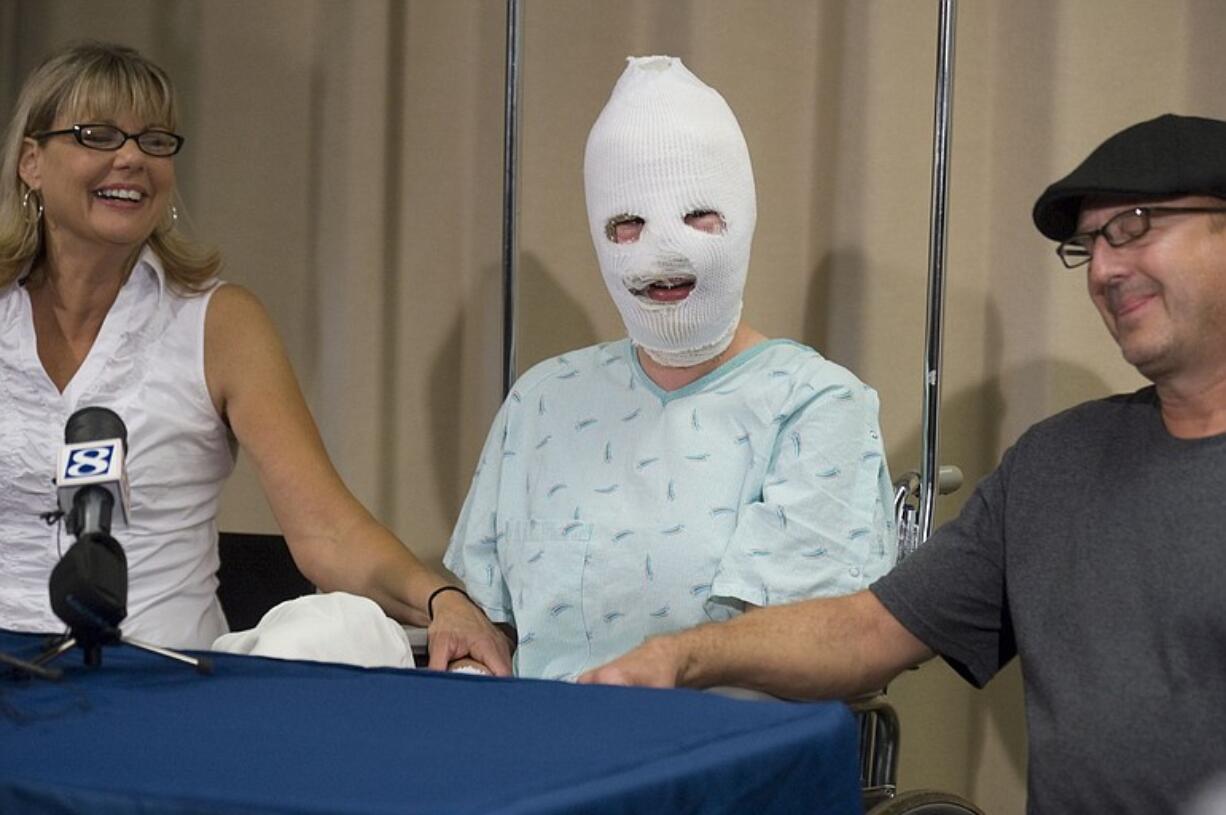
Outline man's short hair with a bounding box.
[1032,113,1226,241]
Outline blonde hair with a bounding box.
[0,41,220,291]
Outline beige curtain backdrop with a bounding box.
[5,1,1226,810]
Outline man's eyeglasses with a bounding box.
[31,123,184,158]
[1057,205,1226,268]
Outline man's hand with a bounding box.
[426,590,513,676]
[577,635,686,688]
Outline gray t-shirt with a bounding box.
[872,387,1226,814]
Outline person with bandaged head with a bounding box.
[443,56,895,680]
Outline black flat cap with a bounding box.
[1032,113,1226,240]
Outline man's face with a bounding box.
[1078,194,1226,383]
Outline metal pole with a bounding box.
[501,0,524,397]
[918,0,957,542]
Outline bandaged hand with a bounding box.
[447,658,493,675]
[426,590,512,676]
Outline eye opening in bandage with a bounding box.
[684,209,726,235]
[606,213,646,244]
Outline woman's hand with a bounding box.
[426,590,512,676]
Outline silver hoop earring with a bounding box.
[21,188,43,225]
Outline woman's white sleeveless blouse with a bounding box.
[0,247,236,648]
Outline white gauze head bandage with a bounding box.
[584,56,756,367]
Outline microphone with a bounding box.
[49,407,131,646]
[36,407,210,674]
[55,406,131,536]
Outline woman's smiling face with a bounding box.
[21,112,176,260]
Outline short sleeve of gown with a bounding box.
[712,379,895,610]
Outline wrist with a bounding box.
[634,632,692,688]
[669,625,719,688]
[427,585,474,621]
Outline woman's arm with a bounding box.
[204,284,510,674]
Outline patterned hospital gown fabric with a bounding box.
[444,338,895,680]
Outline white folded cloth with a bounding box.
[213,592,415,669]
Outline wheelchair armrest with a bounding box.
[402,625,429,665]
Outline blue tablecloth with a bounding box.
[0,630,859,814]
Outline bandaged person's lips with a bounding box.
[626,256,699,304]
[629,274,698,303]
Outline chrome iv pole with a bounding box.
[501,0,524,397]
[917,0,959,546]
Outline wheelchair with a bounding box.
[847,467,983,815]
[853,691,982,814]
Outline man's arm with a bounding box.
[579,589,932,699]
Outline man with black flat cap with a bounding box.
[580,113,1226,813]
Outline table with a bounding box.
[0,630,859,814]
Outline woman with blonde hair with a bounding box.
[0,41,509,673]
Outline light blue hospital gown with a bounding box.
[443,338,896,680]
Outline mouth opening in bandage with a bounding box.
[626,273,698,303]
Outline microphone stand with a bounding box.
[31,624,212,676]
[0,649,62,680]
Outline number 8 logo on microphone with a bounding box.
[66,445,114,478]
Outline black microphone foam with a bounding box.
[49,532,128,642]
[66,406,128,451]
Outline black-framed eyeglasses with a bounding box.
[31,123,184,157]
[1056,205,1226,268]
